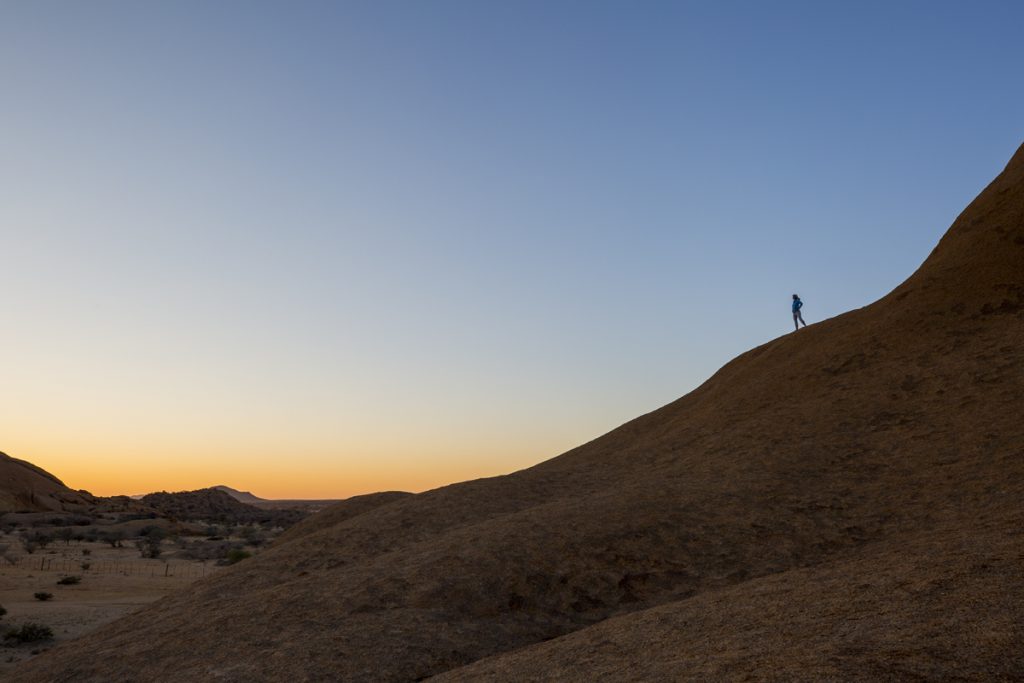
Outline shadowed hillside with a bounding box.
[273,490,414,544]
[11,143,1024,681]
[0,451,96,513]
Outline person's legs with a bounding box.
[793,312,800,330]
[797,311,806,327]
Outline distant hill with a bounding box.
[211,485,343,512]
[141,488,306,527]
[212,485,266,504]
[0,451,96,513]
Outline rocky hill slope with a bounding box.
[140,488,305,527]
[12,143,1024,681]
[0,451,96,513]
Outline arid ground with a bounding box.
[0,538,216,675]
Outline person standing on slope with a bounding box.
[792,294,807,330]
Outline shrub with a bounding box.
[81,548,92,556]
[33,592,53,601]
[0,604,6,619]
[136,536,163,559]
[57,576,81,585]
[81,562,91,571]
[226,549,251,565]
[100,530,125,548]
[4,623,54,643]
[18,531,53,555]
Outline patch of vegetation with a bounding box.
[56,575,81,585]
[37,515,91,527]
[3,623,54,643]
[136,526,168,558]
[0,604,6,619]
[18,531,52,554]
[99,530,125,548]
[225,549,252,565]
[33,592,53,602]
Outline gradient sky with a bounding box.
[2,1,1022,498]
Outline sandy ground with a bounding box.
[0,538,214,675]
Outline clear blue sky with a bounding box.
[1,1,1022,496]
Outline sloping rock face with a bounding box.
[13,143,1024,681]
[0,451,96,513]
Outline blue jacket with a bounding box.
[792,299,803,312]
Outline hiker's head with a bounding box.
[792,294,799,300]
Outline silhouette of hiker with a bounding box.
[792,294,807,330]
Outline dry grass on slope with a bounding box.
[273,491,414,545]
[10,142,1024,682]
[434,519,1024,682]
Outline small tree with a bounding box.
[102,530,125,548]
[136,527,167,559]
[19,531,52,554]
[33,592,53,601]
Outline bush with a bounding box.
[33,592,53,602]
[4,622,54,643]
[18,531,53,555]
[81,562,91,571]
[135,526,168,559]
[0,604,6,619]
[136,537,163,559]
[100,530,125,548]
[56,576,81,585]
[81,548,92,556]
[226,549,252,565]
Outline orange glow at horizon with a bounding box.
[1,429,582,501]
